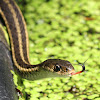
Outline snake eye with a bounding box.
[66,68,68,72]
[54,65,61,72]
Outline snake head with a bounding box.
[41,59,75,76]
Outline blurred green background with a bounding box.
[14,0,100,100]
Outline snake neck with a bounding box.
[0,0,39,72]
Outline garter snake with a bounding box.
[0,0,75,80]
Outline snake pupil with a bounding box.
[54,65,61,72]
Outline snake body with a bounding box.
[0,0,75,80]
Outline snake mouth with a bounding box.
[68,69,75,75]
